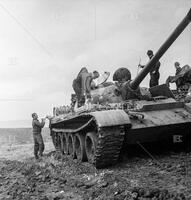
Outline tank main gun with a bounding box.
[130,8,191,90]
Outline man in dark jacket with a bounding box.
[32,113,46,159]
[139,50,161,87]
[72,67,99,107]
[146,50,160,87]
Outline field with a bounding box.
[0,128,191,200]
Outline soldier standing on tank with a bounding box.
[139,50,161,87]
[72,67,99,107]
[72,67,87,107]
[32,113,46,159]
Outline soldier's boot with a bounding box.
[39,142,45,157]
[34,143,39,160]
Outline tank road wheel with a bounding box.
[52,132,61,151]
[68,133,76,159]
[74,133,87,162]
[54,133,63,159]
[51,130,57,149]
[59,133,64,155]
[63,133,69,154]
[57,133,62,151]
[85,132,98,164]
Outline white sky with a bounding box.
[0,0,190,127]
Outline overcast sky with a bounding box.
[0,0,190,127]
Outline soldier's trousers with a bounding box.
[33,134,44,158]
[150,72,160,88]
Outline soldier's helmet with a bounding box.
[113,67,131,83]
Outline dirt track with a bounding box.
[0,142,191,200]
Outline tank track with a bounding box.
[51,132,62,153]
[94,127,125,168]
[51,127,125,168]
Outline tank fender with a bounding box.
[90,109,131,128]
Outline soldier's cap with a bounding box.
[147,50,153,55]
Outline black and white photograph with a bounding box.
[0,0,191,199]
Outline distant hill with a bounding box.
[0,119,32,128]
[0,127,51,145]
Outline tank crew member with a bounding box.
[174,61,182,75]
[166,63,191,90]
[32,113,46,159]
[113,67,131,84]
[72,68,99,106]
[72,67,87,106]
[112,67,152,100]
[139,50,161,87]
[166,62,182,88]
[82,70,100,95]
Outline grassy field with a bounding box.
[0,127,54,160]
[0,127,51,145]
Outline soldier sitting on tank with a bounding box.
[139,50,161,87]
[166,63,191,91]
[72,67,100,107]
[166,62,182,89]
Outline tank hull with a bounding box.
[50,99,191,168]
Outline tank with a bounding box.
[50,9,191,168]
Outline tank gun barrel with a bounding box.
[130,8,191,90]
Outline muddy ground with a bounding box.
[0,141,191,200]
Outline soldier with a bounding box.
[174,61,182,75]
[72,67,87,106]
[72,67,99,106]
[113,67,131,83]
[82,70,100,97]
[140,50,161,87]
[173,62,182,88]
[166,63,191,90]
[32,113,46,159]
[166,62,182,88]
[113,67,152,100]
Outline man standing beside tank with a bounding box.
[140,50,161,87]
[32,113,46,160]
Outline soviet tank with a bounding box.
[50,9,191,168]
